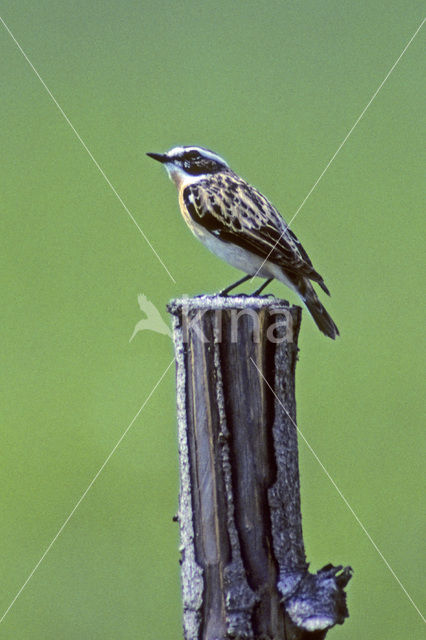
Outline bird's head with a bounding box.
[147,146,229,187]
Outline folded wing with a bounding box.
[183,175,330,294]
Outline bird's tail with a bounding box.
[299,278,339,339]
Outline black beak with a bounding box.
[147,152,169,163]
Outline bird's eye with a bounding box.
[186,151,200,162]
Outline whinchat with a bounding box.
[147,146,339,339]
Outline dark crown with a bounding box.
[148,146,229,176]
[173,147,228,175]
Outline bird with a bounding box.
[147,145,339,339]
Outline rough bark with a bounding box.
[167,295,352,640]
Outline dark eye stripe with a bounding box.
[184,159,225,175]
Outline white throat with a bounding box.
[165,163,207,188]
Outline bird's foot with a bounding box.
[256,292,276,299]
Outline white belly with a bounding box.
[189,219,298,293]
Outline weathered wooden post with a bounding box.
[167,295,351,640]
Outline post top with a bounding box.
[167,294,300,316]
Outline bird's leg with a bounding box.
[219,274,252,296]
[252,278,273,296]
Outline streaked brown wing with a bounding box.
[182,173,325,285]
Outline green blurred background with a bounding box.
[1,2,424,638]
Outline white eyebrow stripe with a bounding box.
[167,145,186,156]
[166,145,229,167]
